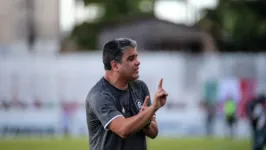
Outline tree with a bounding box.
[83,0,155,20]
[69,0,155,50]
[199,0,266,52]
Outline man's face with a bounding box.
[117,47,140,81]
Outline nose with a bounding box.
[135,59,140,66]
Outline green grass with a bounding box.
[0,137,258,150]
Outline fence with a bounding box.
[0,51,265,138]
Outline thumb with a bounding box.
[143,96,150,107]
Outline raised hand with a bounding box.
[152,78,168,110]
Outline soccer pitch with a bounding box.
[0,137,256,150]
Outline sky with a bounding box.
[60,0,218,32]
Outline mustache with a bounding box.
[133,68,139,71]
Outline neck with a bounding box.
[104,71,128,90]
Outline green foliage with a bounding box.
[70,12,154,50]
[199,0,266,52]
[83,0,154,19]
[69,0,155,50]
[71,22,99,50]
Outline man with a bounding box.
[223,97,237,139]
[246,94,266,150]
[86,38,168,150]
[204,100,216,137]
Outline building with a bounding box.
[98,14,217,53]
[0,0,60,54]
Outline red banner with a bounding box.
[238,79,256,118]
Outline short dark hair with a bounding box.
[102,38,137,70]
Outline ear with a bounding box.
[111,60,119,72]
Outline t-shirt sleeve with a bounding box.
[89,92,123,129]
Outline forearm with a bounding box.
[123,106,157,137]
[142,120,158,139]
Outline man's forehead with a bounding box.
[123,48,138,57]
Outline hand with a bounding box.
[152,78,168,110]
[139,96,154,128]
[139,96,150,113]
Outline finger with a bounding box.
[158,78,163,89]
[157,91,168,97]
[158,89,167,95]
[143,96,150,107]
[141,107,145,112]
[157,92,167,97]
[162,90,168,96]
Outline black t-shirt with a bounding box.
[246,98,266,129]
[86,77,151,150]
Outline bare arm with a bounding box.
[108,78,167,139]
[108,96,157,138]
[142,116,158,139]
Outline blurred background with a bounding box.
[1,0,266,150]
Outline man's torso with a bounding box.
[86,77,149,150]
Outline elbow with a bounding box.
[144,127,158,139]
[149,131,158,139]
[149,135,157,139]
[153,133,158,139]
[150,126,159,139]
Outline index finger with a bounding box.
[158,78,163,89]
[143,96,150,107]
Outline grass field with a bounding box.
[0,137,258,150]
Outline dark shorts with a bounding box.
[226,115,236,126]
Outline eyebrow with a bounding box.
[127,54,138,60]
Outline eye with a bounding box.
[127,54,138,62]
[128,56,134,61]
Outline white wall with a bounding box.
[0,52,264,138]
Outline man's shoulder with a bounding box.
[87,78,112,102]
